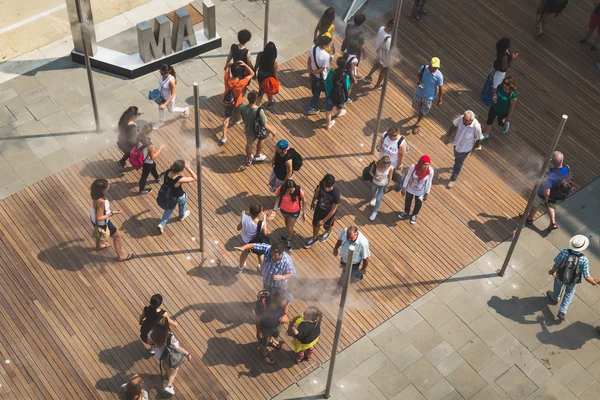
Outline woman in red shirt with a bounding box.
[269,179,306,251]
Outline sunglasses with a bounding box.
[502,81,510,85]
[383,161,391,165]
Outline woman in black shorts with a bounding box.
[139,294,178,354]
[482,76,518,142]
[90,179,133,261]
[304,174,341,249]
[254,41,279,109]
[268,179,306,251]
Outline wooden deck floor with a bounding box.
[1,1,600,399]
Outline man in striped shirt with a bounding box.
[235,242,296,292]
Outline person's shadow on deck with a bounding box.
[80,159,127,180]
[38,239,103,271]
[203,152,251,174]
[188,258,260,286]
[171,301,256,334]
[121,210,163,239]
[214,191,273,216]
[468,213,520,243]
[361,117,397,138]
[203,337,296,378]
[95,341,152,394]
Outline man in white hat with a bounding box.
[547,235,598,321]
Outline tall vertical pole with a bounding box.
[193,83,204,252]
[75,0,100,132]
[263,0,270,48]
[324,246,355,398]
[370,0,403,154]
[498,115,568,276]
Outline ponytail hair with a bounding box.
[159,64,177,83]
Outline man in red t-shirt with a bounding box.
[221,61,254,144]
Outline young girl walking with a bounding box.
[287,306,322,363]
[157,64,189,127]
[134,123,166,194]
[269,179,306,251]
[368,155,394,221]
[157,160,197,234]
[254,41,279,108]
[139,294,178,354]
[117,106,141,167]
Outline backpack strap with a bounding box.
[417,65,427,86]
[312,46,320,70]
[398,135,405,149]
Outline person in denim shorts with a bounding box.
[410,0,431,23]
[269,179,306,251]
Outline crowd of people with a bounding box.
[92,2,593,397]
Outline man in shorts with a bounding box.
[412,57,444,134]
[363,18,394,90]
[410,0,431,23]
[269,139,294,192]
[304,174,340,249]
[221,61,254,144]
[238,90,277,166]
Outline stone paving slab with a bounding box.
[272,179,600,399]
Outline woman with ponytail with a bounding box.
[398,155,434,225]
[287,306,322,363]
[156,64,190,127]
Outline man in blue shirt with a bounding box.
[526,151,569,231]
[333,226,370,282]
[547,235,597,321]
[235,242,296,292]
[412,57,444,134]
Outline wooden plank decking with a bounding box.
[1,1,600,398]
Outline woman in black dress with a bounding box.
[117,106,141,167]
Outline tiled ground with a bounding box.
[274,178,600,399]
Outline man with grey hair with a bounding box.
[333,226,370,282]
[444,110,483,188]
[526,151,571,231]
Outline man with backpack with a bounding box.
[238,90,277,166]
[363,19,394,90]
[269,140,302,192]
[324,57,351,130]
[526,151,572,231]
[412,57,444,134]
[221,61,254,144]
[307,35,332,115]
[547,235,597,321]
[536,0,569,37]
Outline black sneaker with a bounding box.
[280,234,288,242]
[409,16,423,23]
[139,188,152,194]
[286,240,292,251]
[580,38,588,45]
[410,215,417,225]
[591,46,597,52]
[418,9,430,16]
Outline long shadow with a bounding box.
[95,341,151,394]
[80,159,127,180]
[171,301,256,334]
[357,272,500,293]
[202,337,296,378]
[203,152,248,174]
[121,210,162,239]
[361,117,397,138]
[105,180,143,202]
[214,191,273,216]
[0,129,97,141]
[538,321,600,350]
[468,213,520,243]
[188,258,260,287]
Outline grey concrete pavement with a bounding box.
[273,178,600,399]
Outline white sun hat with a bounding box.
[568,235,590,252]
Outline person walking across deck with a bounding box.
[254,41,279,109]
[304,174,341,249]
[307,35,332,115]
[156,64,189,128]
[235,242,296,293]
[268,179,306,251]
[157,160,197,234]
[134,124,165,195]
[363,19,394,90]
[287,306,322,363]
[376,127,408,190]
[90,179,133,261]
[117,106,141,167]
[314,7,336,59]
[367,156,394,221]
[255,291,290,365]
[443,111,482,188]
[324,57,351,130]
[398,155,434,225]
[236,204,268,273]
[482,76,518,141]
[333,226,370,282]
[238,90,277,166]
[547,235,598,321]
[344,41,360,102]
[220,61,254,144]
[536,0,569,37]
[341,13,367,71]
[139,294,178,354]
[224,29,253,68]
[120,374,148,400]
[412,58,444,134]
[269,140,294,193]
[409,0,431,23]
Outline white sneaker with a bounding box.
[154,122,164,130]
[475,144,482,151]
[369,211,377,221]
[235,118,243,125]
[158,224,164,234]
[327,120,336,130]
[180,210,191,221]
[337,109,347,118]
[183,107,190,117]
[447,181,455,189]
[369,198,377,207]
[164,385,175,395]
[220,136,227,144]
[254,153,267,162]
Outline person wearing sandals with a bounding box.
[412,57,444,134]
[139,294,178,355]
[117,106,141,167]
[482,76,518,143]
[256,291,289,365]
[287,306,322,363]
[367,156,394,221]
[525,151,569,231]
[236,204,268,273]
[268,179,306,251]
[409,0,430,23]
[148,316,191,396]
[398,155,434,225]
[90,179,133,262]
[120,374,148,400]
[254,41,279,109]
[157,160,197,234]
[135,123,166,195]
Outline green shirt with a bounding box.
[238,104,267,136]
[492,85,517,115]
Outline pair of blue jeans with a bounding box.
[340,260,364,281]
[451,147,470,181]
[159,193,187,227]
[308,75,323,113]
[371,183,385,213]
[551,277,578,315]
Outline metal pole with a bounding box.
[75,0,100,132]
[263,0,270,48]
[193,83,204,252]
[324,246,355,398]
[498,115,568,277]
[370,0,403,154]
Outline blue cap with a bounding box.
[276,139,289,149]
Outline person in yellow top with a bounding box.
[287,306,322,363]
[314,7,336,56]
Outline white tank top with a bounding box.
[158,75,174,100]
[379,134,404,168]
[90,199,111,226]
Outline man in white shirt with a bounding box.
[307,35,332,115]
[363,19,394,90]
[333,226,370,282]
[444,110,482,188]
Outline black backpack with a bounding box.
[254,290,271,316]
[548,166,574,202]
[253,107,269,140]
[329,74,348,105]
[250,220,271,245]
[156,173,179,210]
[557,250,582,285]
[362,161,376,181]
[289,148,303,171]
